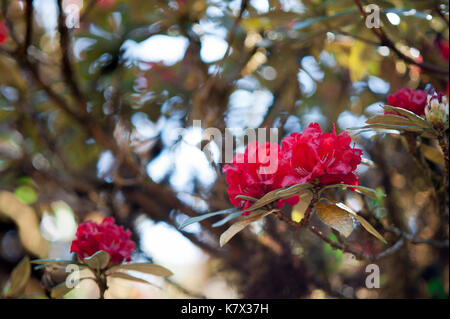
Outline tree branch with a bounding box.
[353,0,449,77]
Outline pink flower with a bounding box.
[70,217,135,264]
[385,88,428,116]
[279,123,362,188]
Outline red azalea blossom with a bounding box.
[96,0,116,8]
[70,217,135,264]
[279,123,363,188]
[385,88,428,116]
[0,21,9,44]
[439,39,449,60]
[223,142,299,215]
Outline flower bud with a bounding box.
[425,93,449,127]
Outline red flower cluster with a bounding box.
[385,88,428,116]
[70,217,135,264]
[279,123,362,187]
[222,123,363,213]
[223,142,298,214]
[0,21,9,44]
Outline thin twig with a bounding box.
[56,0,88,114]
[353,0,448,77]
[165,278,207,299]
[308,225,405,261]
[386,226,449,248]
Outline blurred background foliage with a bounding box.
[0,0,448,298]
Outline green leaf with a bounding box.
[219,210,274,247]
[14,186,37,205]
[212,211,243,227]
[354,123,425,133]
[293,10,357,30]
[243,183,312,214]
[321,184,386,199]
[366,114,422,127]
[315,202,354,237]
[107,263,173,277]
[275,183,312,199]
[4,256,31,298]
[178,208,238,230]
[31,259,79,266]
[382,105,435,131]
[84,251,111,270]
[235,195,258,202]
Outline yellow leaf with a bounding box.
[349,41,370,82]
[354,215,387,244]
[315,202,354,237]
[421,144,445,166]
[291,191,313,223]
[4,256,31,298]
[331,200,387,244]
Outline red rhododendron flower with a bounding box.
[223,142,299,215]
[0,21,9,44]
[385,88,428,116]
[71,217,135,264]
[279,123,362,188]
[438,39,449,60]
[96,0,116,8]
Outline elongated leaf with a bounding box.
[366,114,420,127]
[332,201,387,244]
[244,184,312,213]
[361,158,376,168]
[212,211,244,227]
[4,256,31,297]
[421,144,445,166]
[315,202,355,237]
[235,195,258,202]
[107,263,173,277]
[242,189,281,213]
[219,211,273,247]
[84,251,110,270]
[355,215,387,244]
[291,191,313,223]
[293,10,357,30]
[108,272,159,287]
[355,123,425,133]
[178,208,237,230]
[321,184,385,199]
[276,183,312,199]
[382,105,434,130]
[31,259,81,266]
